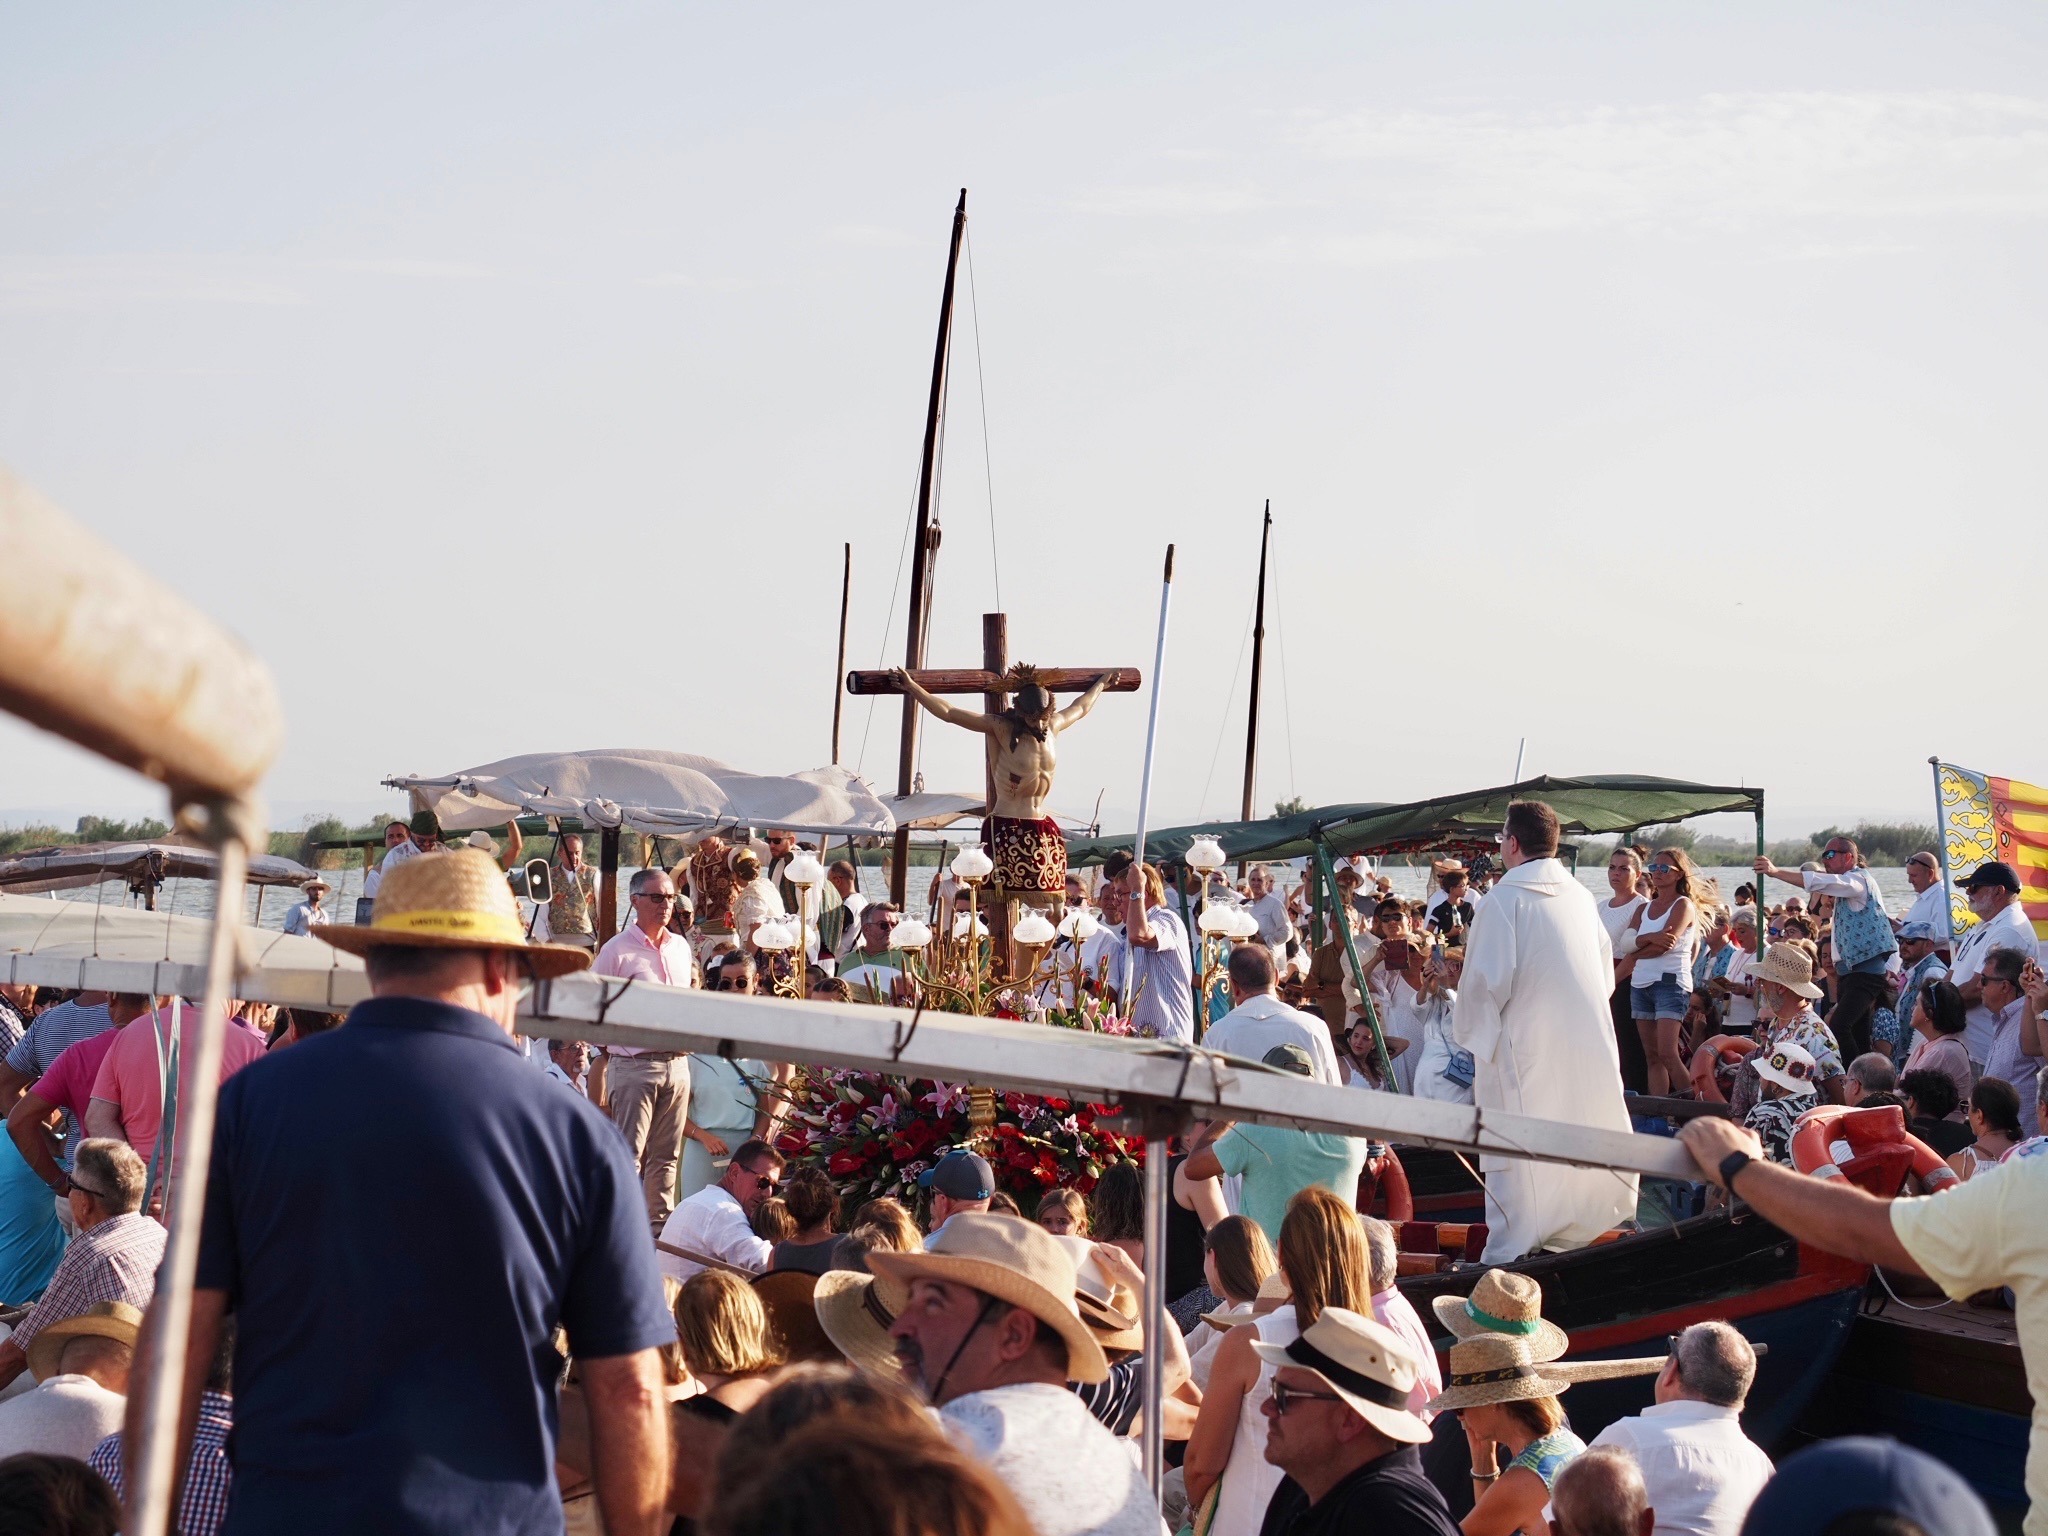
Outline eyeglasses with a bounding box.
[1823,849,1849,861]
[1646,864,1674,874]
[634,891,677,903]
[742,1167,780,1191]
[1268,1381,1345,1415]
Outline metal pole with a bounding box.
[1929,757,1958,946]
[1140,1114,1172,1502]
[891,190,969,906]
[131,829,248,1536]
[1238,505,1270,838]
[1123,547,1176,1002]
[1753,801,1767,962]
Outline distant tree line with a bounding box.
[1576,820,1939,868]
[0,815,172,859]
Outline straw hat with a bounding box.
[1755,1040,1819,1094]
[813,1269,905,1378]
[304,877,332,894]
[1430,1269,1568,1362]
[1749,942,1825,1000]
[1424,1332,1668,1415]
[1251,1306,1433,1445]
[28,1300,142,1382]
[867,1213,1109,1384]
[1198,1300,1255,1332]
[464,830,499,853]
[317,848,592,979]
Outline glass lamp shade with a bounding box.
[753,920,797,952]
[1198,904,1238,937]
[1057,910,1100,941]
[783,852,825,887]
[1228,908,1263,940]
[891,918,933,950]
[1185,836,1228,873]
[1012,912,1057,946]
[953,912,990,939]
[951,846,995,882]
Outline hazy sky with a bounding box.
[4,3,2043,843]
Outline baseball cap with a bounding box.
[1262,1043,1316,1077]
[1739,1437,1994,1536]
[1961,861,2021,893]
[918,1148,995,1201]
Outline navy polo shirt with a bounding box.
[196,997,673,1535]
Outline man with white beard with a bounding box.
[1453,800,1637,1262]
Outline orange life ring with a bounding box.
[1357,1146,1415,1224]
[1789,1104,1959,1197]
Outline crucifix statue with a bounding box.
[847,633,1140,916]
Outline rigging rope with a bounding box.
[962,226,1002,614]
[854,452,928,777]
[1195,596,1256,817]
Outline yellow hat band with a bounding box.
[371,908,527,945]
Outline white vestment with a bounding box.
[1453,856,1638,1262]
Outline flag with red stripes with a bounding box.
[1936,761,2048,940]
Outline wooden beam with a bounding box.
[848,665,1141,697]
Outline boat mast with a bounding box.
[1237,503,1272,867]
[890,188,968,905]
[831,542,851,765]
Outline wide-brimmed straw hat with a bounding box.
[1749,942,1825,1000]
[1252,1306,1433,1445]
[867,1213,1109,1384]
[318,848,592,979]
[1425,1332,1667,1414]
[813,1269,905,1378]
[304,877,332,893]
[28,1300,142,1382]
[1430,1270,1569,1362]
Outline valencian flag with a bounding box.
[1934,761,2048,942]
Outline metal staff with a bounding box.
[1929,757,1959,946]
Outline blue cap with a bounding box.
[1739,1437,1994,1536]
[918,1149,995,1201]
[1899,920,1940,942]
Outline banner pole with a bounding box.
[1929,757,1958,946]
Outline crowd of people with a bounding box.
[0,799,2037,1535]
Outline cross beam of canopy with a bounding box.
[1065,774,1767,867]
[0,841,317,896]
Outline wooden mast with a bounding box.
[831,542,851,764]
[1238,503,1272,832]
[890,188,969,905]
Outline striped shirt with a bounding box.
[91,1391,234,1536]
[10,1211,165,1348]
[5,1000,113,1079]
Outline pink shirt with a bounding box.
[1371,1286,1445,1418]
[32,1031,123,1123]
[89,1006,268,1172]
[594,922,697,1058]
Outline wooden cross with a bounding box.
[846,612,1142,905]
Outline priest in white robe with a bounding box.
[1453,800,1638,1262]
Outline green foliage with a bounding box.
[0,815,171,858]
[1271,795,1310,818]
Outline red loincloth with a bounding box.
[982,816,1067,895]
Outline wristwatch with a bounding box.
[1718,1149,1753,1191]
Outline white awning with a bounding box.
[386,749,897,840]
[0,841,317,895]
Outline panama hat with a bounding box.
[1430,1269,1568,1362]
[1755,1040,1819,1094]
[28,1300,143,1382]
[1055,1236,1143,1352]
[463,830,500,853]
[304,877,332,893]
[867,1213,1110,1384]
[813,1269,904,1379]
[1749,942,1825,1000]
[1425,1332,1668,1415]
[318,847,592,979]
[1252,1306,1433,1445]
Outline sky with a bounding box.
[3,3,2044,845]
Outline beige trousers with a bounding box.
[606,1053,691,1232]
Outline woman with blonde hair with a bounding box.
[675,1269,785,1421]
[1624,847,1708,1097]
[1184,1187,1368,1534]
[845,1197,922,1255]
[1186,1216,1278,1392]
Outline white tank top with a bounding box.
[1599,896,1645,949]
[1633,899,1695,984]
[1210,1306,1297,1536]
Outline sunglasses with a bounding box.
[634,891,676,903]
[1268,1381,1344,1415]
[1646,864,1675,874]
[714,979,749,991]
[742,1168,780,1191]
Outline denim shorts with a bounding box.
[1631,974,1692,1020]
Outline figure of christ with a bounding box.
[891,665,1117,896]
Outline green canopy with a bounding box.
[1064,775,1764,867]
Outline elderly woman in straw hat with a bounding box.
[1426,1326,1666,1536]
